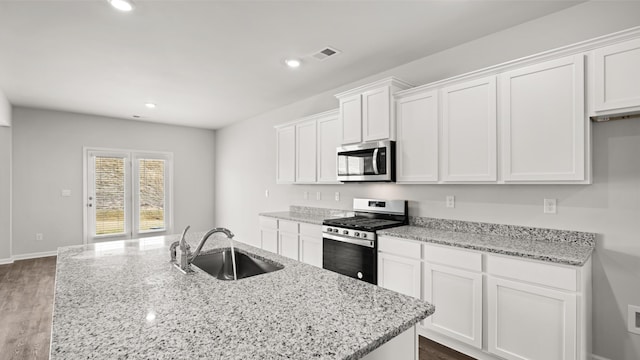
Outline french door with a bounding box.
[84,148,173,243]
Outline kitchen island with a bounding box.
[50,232,434,359]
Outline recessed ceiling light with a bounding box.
[109,0,134,12]
[285,59,301,68]
[145,103,156,109]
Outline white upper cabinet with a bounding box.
[295,119,317,183]
[396,90,439,183]
[442,76,497,182]
[362,86,392,142]
[336,77,413,145]
[316,110,341,184]
[275,125,295,184]
[500,55,586,182]
[593,37,640,114]
[274,109,340,185]
[340,94,363,145]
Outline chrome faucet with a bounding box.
[170,226,235,273]
[191,227,235,260]
[170,225,192,273]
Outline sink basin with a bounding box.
[191,249,283,280]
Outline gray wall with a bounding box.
[11,107,216,255]
[0,88,10,126]
[214,2,640,359]
[0,125,11,261]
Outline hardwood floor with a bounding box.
[0,256,474,360]
[419,336,476,360]
[0,257,56,360]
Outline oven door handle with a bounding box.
[323,233,375,248]
[372,148,379,175]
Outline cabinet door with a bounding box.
[340,94,362,144]
[295,119,317,183]
[362,86,391,141]
[442,76,497,182]
[378,252,421,298]
[299,234,323,267]
[424,263,482,349]
[501,55,585,181]
[488,277,577,360]
[276,125,295,183]
[396,91,439,183]
[594,38,640,112]
[260,228,278,254]
[317,113,341,183]
[279,232,299,261]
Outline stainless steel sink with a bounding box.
[191,249,283,280]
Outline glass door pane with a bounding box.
[138,158,166,232]
[88,151,132,243]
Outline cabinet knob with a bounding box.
[357,272,363,279]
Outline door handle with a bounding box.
[372,148,379,175]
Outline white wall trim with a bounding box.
[0,257,13,265]
[592,355,612,360]
[10,250,58,261]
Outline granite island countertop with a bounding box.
[51,232,434,360]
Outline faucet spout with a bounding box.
[190,227,235,261]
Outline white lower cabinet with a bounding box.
[259,217,278,253]
[299,223,323,268]
[378,252,422,298]
[487,277,577,360]
[424,263,483,349]
[278,231,299,261]
[258,217,323,266]
[377,236,422,299]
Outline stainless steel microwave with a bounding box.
[337,140,395,182]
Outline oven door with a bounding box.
[322,234,377,284]
[337,140,394,182]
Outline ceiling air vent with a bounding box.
[311,47,341,61]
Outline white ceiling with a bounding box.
[0,0,582,129]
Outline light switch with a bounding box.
[61,189,71,197]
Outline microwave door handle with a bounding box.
[372,148,379,175]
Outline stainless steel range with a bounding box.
[322,198,408,284]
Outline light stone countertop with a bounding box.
[378,226,594,266]
[50,232,434,360]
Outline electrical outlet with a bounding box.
[316,192,321,201]
[35,233,43,241]
[446,195,455,208]
[544,198,557,214]
[304,191,309,200]
[265,189,269,198]
[628,305,640,335]
[335,192,340,202]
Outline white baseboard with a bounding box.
[0,257,13,265]
[11,250,58,261]
[592,355,612,360]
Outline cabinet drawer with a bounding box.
[278,220,299,234]
[378,236,422,260]
[259,216,278,230]
[299,223,322,237]
[486,254,577,291]
[424,244,482,272]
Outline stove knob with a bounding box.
[354,232,360,237]
[326,227,333,233]
[362,233,367,238]
[333,229,338,233]
[343,230,348,235]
